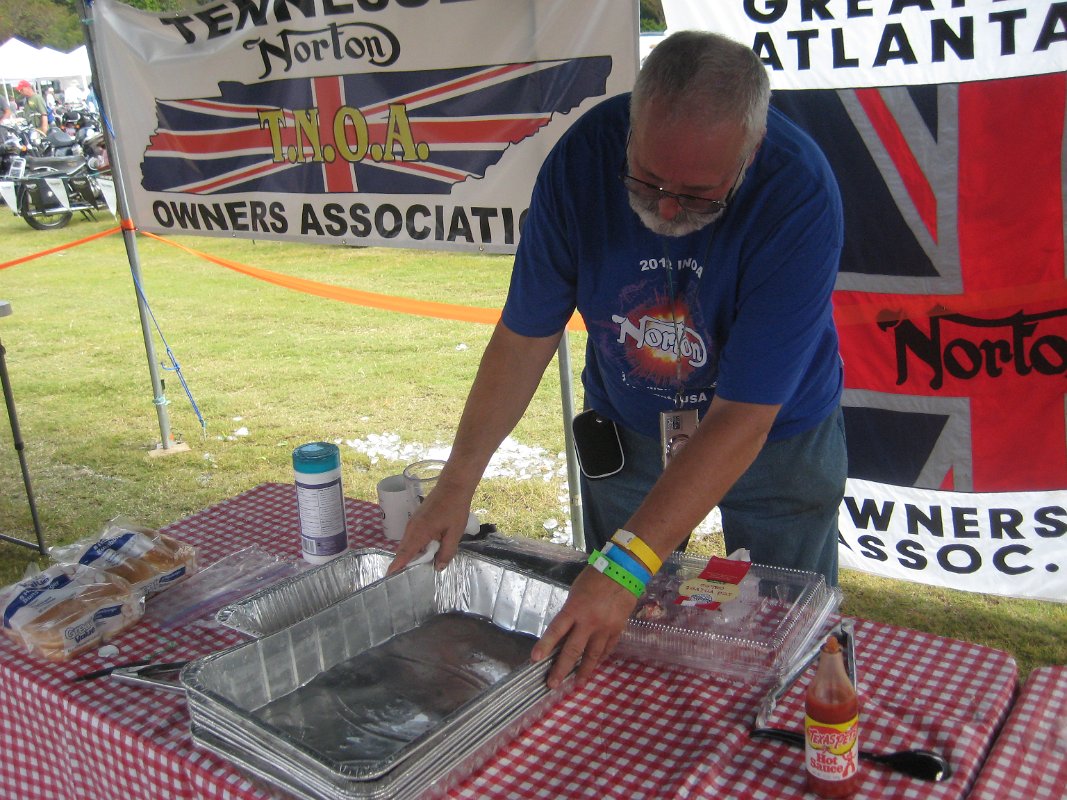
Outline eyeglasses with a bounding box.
[620,142,748,215]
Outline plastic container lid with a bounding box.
[292,442,340,474]
[616,553,841,687]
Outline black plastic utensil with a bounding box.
[750,727,952,782]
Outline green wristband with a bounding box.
[588,549,645,598]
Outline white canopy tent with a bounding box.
[0,37,92,98]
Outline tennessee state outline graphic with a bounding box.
[141,57,612,196]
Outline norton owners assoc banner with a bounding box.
[91,0,637,253]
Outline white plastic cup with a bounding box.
[293,442,348,565]
[377,474,415,541]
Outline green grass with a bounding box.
[0,210,1063,679]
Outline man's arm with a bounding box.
[34,101,47,134]
[387,321,564,573]
[531,396,781,688]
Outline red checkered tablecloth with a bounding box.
[969,666,1067,799]
[0,483,1021,800]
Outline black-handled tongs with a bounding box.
[750,619,952,782]
[753,618,855,730]
[109,661,188,693]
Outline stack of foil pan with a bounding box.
[215,548,396,638]
[185,550,569,800]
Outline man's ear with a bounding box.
[747,134,766,166]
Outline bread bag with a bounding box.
[0,563,142,661]
[51,516,198,598]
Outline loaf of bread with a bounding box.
[0,564,142,661]
[54,517,198,598]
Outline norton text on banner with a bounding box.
[90,0,638,253]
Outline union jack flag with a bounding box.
[775,75,1067,493]
[141,57,612,195]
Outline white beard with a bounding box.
[627,193,724,237]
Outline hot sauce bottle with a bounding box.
[804,635,861,797]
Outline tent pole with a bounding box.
[557,332,584,549]
[76,0,176,452]
[0,303,47,554]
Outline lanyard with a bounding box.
[661,228,717,408]
[662,246,687,409]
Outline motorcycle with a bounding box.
[1,152,113,230]
[81,128,109,172]
[1,120,42,177]
[24,107,98,160]
[41,125,82,159]
[50,108,109,171]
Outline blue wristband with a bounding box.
[603,542,653,584]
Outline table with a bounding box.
[969,665,1067,799]
[0,483,1020,800]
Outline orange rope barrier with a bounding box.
[4,225,1060,335]
[1,224,585,330]
[141,231,588,331]
[0,225,121,270]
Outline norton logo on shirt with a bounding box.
[612,298,709,383]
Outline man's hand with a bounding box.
[386,323,563,576]
[530,566,639,689]
[385,485,471,575]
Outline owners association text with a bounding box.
[149,198,527,246]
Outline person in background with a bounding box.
[85,82,99,115]
[16,80,47,135]
[65,80,85,107]
[389,31,846,689]
[44,86,56,127]
[0,91,12,123]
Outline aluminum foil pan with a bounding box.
[215,538,587,639]
[183,551,569,799]
[615,554,841,685]
[215,548,393,638]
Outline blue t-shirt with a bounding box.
[502,94,844,442]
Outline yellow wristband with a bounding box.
[611,529,662,574]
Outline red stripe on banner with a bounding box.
[361,63,533,118]
[854,88,937,242]
[314,76,356,193]
[181,160,290,193]
[959,74,1066,293]
[405,116,552,144]
[958,74,1067,491]
[148,127,275,155]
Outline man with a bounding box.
[390,31,846,689]
[85,82,99,115]
[65,81,85,106]
[16,80,47,135]
[0,91,12,123]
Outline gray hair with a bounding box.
[631,31,771,151]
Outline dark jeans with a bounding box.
[579,407,847,586]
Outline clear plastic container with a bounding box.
[617,553,841,686]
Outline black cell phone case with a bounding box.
[571,409,625,479]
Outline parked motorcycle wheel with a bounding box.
[18,191,73,230]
